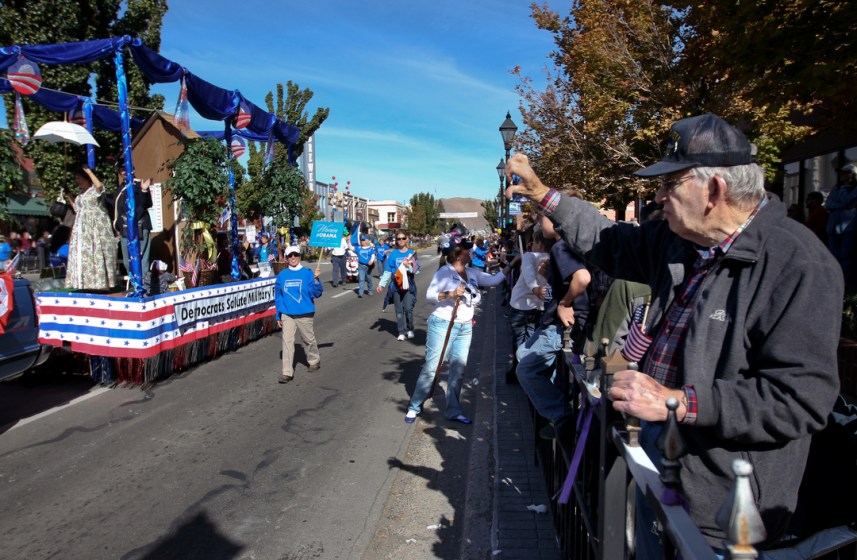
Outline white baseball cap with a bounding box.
[285,246,301,256]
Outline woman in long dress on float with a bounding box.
[65,167,117,291]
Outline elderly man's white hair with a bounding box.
[690,163,766,210]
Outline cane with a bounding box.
[427,293,462,399]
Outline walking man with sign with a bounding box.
[274,245,323,384]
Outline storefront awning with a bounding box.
[5,194,49,217]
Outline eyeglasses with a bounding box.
[287,253,300,258]
[396,237,407,240]
[658,174,694,193]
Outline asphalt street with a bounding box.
[0,248,499,560]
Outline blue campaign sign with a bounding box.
[509,202,522,215]
[309,221,345,248]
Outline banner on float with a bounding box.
[36,278,278,359]
[174,282,274,327]
[309,221,345,248]
[439,212,478,218]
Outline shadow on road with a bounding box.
[124,511,243,560]
[0,352,96,434]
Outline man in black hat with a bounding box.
[505,113,842,554]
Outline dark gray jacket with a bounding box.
[549,193,842,547]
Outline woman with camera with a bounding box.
[404,236,507,424]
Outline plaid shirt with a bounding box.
[539,188,767,424]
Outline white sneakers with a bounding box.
[406,330,415,339]
[397,334,406,341]
[397,332,414,341]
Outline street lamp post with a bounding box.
[499,111,518,229]
[496,158,506,230]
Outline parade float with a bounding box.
[0,37,301,384]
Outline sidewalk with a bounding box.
[481,290,561,559]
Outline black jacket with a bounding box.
[110,183,153,236]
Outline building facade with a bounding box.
[368,200,407,232]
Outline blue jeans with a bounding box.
[828,230,857,281]
[120,228,151,277]
[508,307,540,351]
[331,254,346,285]
[358,263,373,294]
[408,314,472,418]
[515,323,566,423]
[376,259,385,278]
[393,288,415,335]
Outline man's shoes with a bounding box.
[358,294,363,298]
[397,334,406,341]
[278,376,293,384]
[450,415,472,424]
[307,362,320,372]
[405,410,418,423]
[406,330,415,339]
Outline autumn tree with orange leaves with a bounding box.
[515,0,855,215]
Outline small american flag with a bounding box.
[621,303,653,363]
[179,257,199,287]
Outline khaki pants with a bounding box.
[281,313,320,379]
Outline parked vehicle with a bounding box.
[0,278,53,381]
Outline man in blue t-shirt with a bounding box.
[274,245,324,383]
[516,213,590,434]
[355,235,376,297]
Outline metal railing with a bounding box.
[532,340,857,559]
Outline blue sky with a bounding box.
[149,0,561,204]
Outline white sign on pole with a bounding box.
[148,183,164,233]
[245,225,257,243]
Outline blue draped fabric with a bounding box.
[237,95,276,135]
[115,47,144,297]
[0,77,143,130]
[198,129,277,142]
[0,38,125,72]
[127,42,184,83]
[1,37,298,150]
[185,72,239,122]
[224,124,240,280]
[83,98,95,169]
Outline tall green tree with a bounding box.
[406,193,442,236]
[0,129,25,223]
[297,188,324,231]
[0,0,168,200]
[240,81,329,219]
[481,199,500,229]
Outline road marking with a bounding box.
[332,290,355,299]
[8,386,112,431]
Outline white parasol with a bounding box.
[32,121,99,146]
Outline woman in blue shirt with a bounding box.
[376,230,419,340]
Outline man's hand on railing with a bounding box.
[608,369,687,422]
